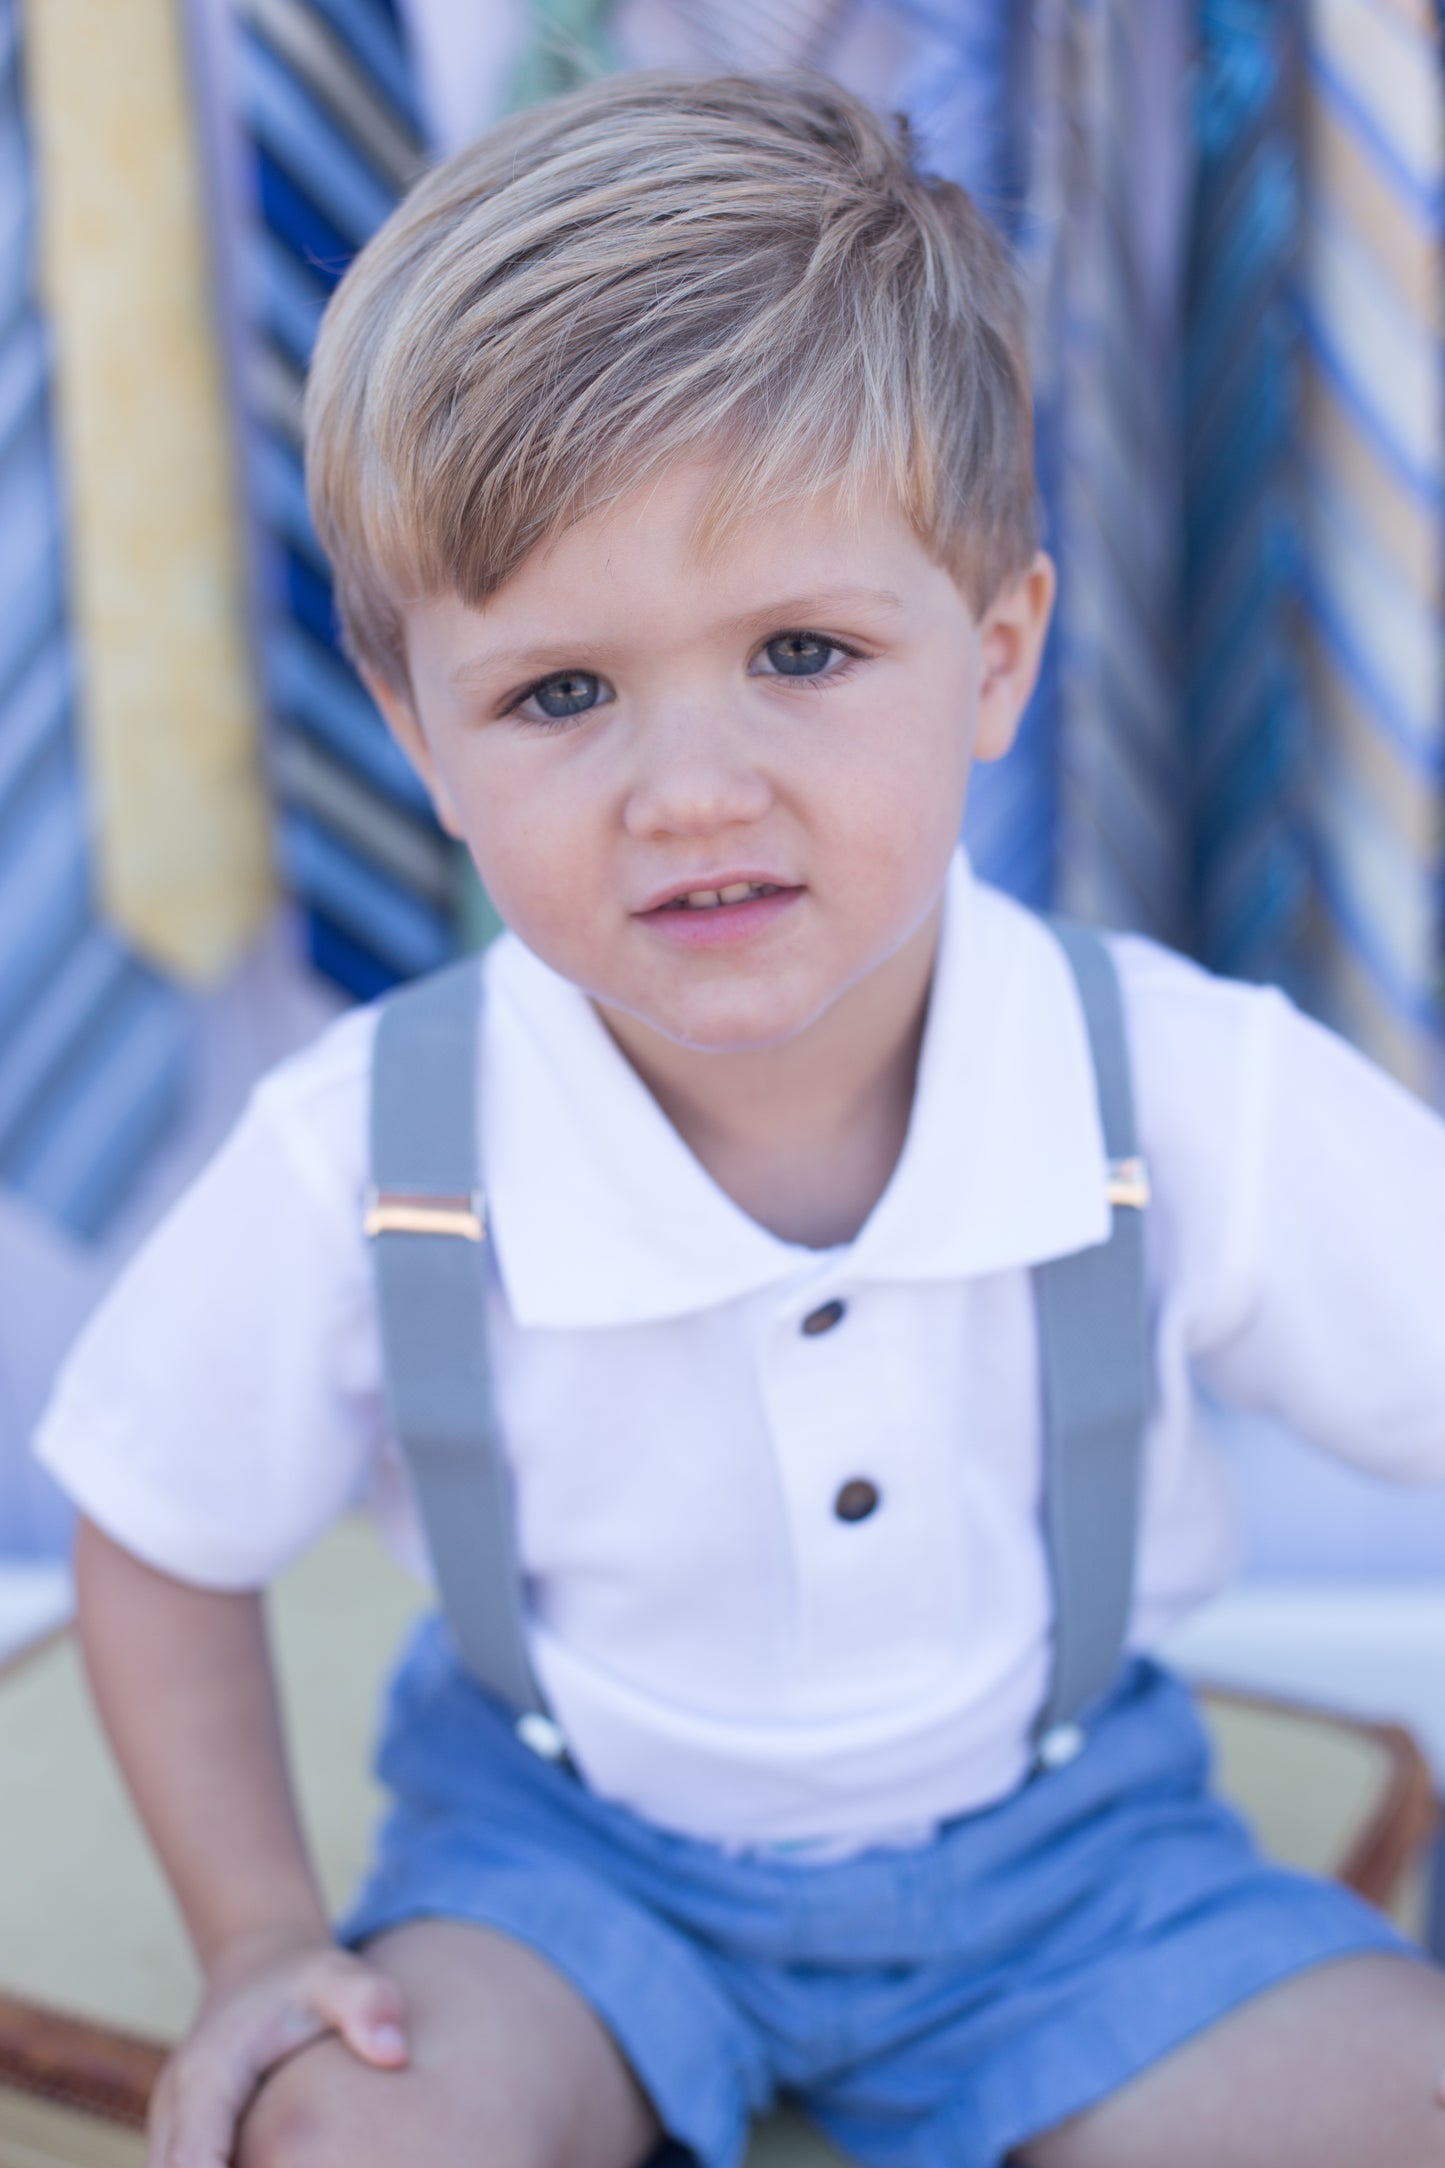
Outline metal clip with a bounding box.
[516,1711,569,1763]
[1106,1157,1150,1211]
[362,1188,486,1241]
[1035,1720,1087,1773]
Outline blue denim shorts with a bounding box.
[343,1623,1409,2168]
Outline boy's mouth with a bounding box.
[636,875,804,947]
[658,882,784,912]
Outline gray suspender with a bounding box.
[366,960,560,1755]
[1030,921,1152,1765]
[366,921,1151,1774]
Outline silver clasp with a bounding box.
[363,1187,487,1241]
[1106,1157,1150,1211]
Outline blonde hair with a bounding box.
[306,70,1038,690]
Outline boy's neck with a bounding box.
[596,907,941,1250]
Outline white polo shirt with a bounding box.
[34,854,1445,1850]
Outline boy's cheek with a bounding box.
[462,829,601,962]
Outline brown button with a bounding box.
[801,1298,847,1337]
[834,1478,880,1523]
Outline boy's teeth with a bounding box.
[673,881,782,909]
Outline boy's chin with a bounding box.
[602,984,843,1061]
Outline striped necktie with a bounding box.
[238,0,457,1000]
[889,1,1048,909]
[1042,0,1192,945]
[1297,0,1443,1098]
[0,0,189,1237]
[613,0,852,68]
[1183,0,1311,994]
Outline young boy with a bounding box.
[34,68,1445,2168]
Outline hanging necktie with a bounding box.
[21,0,273,984]
[1297,0,1443,1098]
[238,0,457,999]
[1040,0,1192,946]
[613,0,855,69]
[885,0,1046,908]
[1182,0,1311,995]
[0,1,190,1237]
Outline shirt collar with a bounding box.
[480,852,1111,1329]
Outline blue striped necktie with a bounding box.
[1297,0,1443,1098]
[0,0,189,1237]
[1034,0,1191,946]
[891,1,1048,910]
[1183,0,1311,995]
[238,0,457,1000]
[610,0,850,68]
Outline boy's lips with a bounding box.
[635,872,802,914]
[635,875,805,949]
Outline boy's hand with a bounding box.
[147,1926,408,2168]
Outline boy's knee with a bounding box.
[234,2050,564,2168]
[235,2070,335,2168]
[235,2055,403,2168]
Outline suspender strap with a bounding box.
[367,918,1150,1774]
[367,960,555,1737]
[1030,920,1152,1757]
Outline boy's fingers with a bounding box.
[308,1954,409,2066]
[152,2050,262,2168]
[155,2001,325,2168]
[148,1954,406,2168]
[144,2074,174,2168]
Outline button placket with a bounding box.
[761,1286,911,1680]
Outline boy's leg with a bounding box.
[237,1919,664,2168]
[1015,1953,1445,2168]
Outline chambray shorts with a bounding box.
[343,1623,1409,2168]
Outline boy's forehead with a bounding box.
[410,464,955,679]
[531,460,910,584]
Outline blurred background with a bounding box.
[0,0,1442,1647]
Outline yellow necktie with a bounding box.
[21,0,272,982]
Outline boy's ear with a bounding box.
[359,666,465,839]
[974,551,1056,765]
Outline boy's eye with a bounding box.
[762,632,837,678]
[521,670,606,721]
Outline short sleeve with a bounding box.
[1192,989,1445,1479]
[33,1016,387,1588]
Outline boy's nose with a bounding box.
[622,711,774,841]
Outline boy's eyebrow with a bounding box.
[716,586,906,633]
[449,588,907,687]
[451,644,614,689]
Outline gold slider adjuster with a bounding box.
[1107,1157,1151,1211]
[363,1187,486,1241]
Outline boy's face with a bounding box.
[372,463,1052,1060]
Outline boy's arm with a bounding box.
[75,1517,408,2166]
[1186,987,1445,1475]
[77,1514,323,1958]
